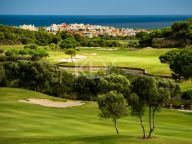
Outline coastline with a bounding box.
[0,15,191,29]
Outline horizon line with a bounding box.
[0,14,192,16]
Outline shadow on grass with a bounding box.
[0,135,155,144]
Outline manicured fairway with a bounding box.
[0,88,192,144]
[53,47,171,76]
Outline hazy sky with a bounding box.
[0,0,192,15]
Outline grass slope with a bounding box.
[0,87,192,144]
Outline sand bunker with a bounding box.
[178,109,192,113]
[97,48,119,51]
[58,55,87,62]
[18,99,84,108]
[89,53,97,56]
[58,59,78,62]
[75,55,87,59]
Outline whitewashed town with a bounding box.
[19,23,147,38]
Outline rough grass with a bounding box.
[180,80,192,91]
[0,87,192,144]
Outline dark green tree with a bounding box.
[131,76,171,139]
[127,93,146,138]
[99,74,130,95]
[98,91,128,134]
[65,49,77,62]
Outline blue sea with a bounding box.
[0,15,192,29]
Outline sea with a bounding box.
[0,15,192,29]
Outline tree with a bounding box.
[131,76,171,139]
[49,43,57,50]
[99,74,130,95]
[128,93,146,138]
[5,49,18,56]
[159,49,180,64]
[2,60,74,97]
[24,44,38,50]
[137,32,153,47]
[159,49,192,81]
[160,49,192,80]
[171,21,190,35]
[74,75,101,100]
[59,38,77,49]
[19,49,28,56]
[0,66,5,86]
[65,49,77,63]
[169,49,192,80]
[98,91,128,134]
[182,90,192,101]
[0,49,4,54]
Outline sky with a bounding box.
[0,0,192,15]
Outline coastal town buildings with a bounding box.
[19,23,147,37]
[19,24,37,31]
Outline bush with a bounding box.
[24,44,38,50]
[74,75,101,100]
[19,49,28,55]
[2,61,74,97]
[5,49,18,56]
[0,49,4,54]
[182,90,192,100]
[0,55,7,62]
[152,38,180,48]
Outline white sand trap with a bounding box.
[58,59,78,62]
[58,55,86,62]
[178,109,192,113]
[89,53,97,56]
[18,99,85,108]
[75,55,87,59]
[97,48,119,51]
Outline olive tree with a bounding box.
[98,91,128,134]
[131,76,171,139]
[128,93,146,138]
[99,74,130,95]
[65,49,77,63]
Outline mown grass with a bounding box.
[54,47,171,75]
[0,87,192,144]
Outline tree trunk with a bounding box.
[152,109,156,132]
[148,107,153,139]
[139,116,146,139]
[114,119,119,134]
[71,55,73,63]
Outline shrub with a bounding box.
[0,55,7,62]
[182,90,192,101]
[0,49,4,54]
[152,38,180,48]
[5,49,18,56]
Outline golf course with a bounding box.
[1,2,192,144]
[1,45,192,91]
